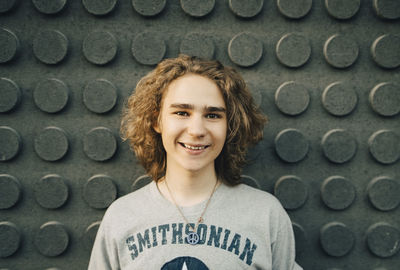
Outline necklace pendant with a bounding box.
[186,231,200,245]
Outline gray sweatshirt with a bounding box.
[88,181,303,270]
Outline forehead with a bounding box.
[162,74,225,108]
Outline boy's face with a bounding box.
[154,73,227,176]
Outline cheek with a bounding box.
[216,124,228,145]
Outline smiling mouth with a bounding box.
[179,143,210,150]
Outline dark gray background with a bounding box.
[0,0,399,269]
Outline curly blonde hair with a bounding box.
[120,55,267,186]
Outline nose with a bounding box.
[187,114,206,137]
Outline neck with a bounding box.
[158,166,219,207]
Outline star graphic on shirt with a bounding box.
[161,256,209,270]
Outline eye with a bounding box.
[175,111,189,117]
[206,113,221,119]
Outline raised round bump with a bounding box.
[83,174,117,209]
[320,222,355,257]
[0,174,21,209]
[34,174,69,209]
[324,34,359,69]
[276,33,311,68]
[0,28,19,63]
[325,0,360,20]
[181,0,215,17]
[0,78,21,113]
[83,127,117,161]
[322,81,358,116]
[33,78,69,113]
[274,175,308,210]
[0,222,21,257]
[131,32,166,66]
[34,126,69,161]
[275,129,309,163]
[228,32,263,67]
[83,31,118,65]
[83,79,117,114]
[322,129,357,163]
[34,221,69,257]
[275,81,310,116]
[33,30,68,65]
[0,126,21,161]
[369,82,400,117]
[371,34,400,69]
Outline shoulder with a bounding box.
[229,183,281,206]
[221,183,286,217]
[102,182,153,221]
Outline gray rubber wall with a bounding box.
[0,0,399,269]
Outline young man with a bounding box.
[88,55,302,269]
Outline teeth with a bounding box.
[183,144,206,150]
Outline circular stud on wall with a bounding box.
[131,31,166,66]
[0,78,21,113]
[82,0,117,16]
[83,174,117,209]
[34,127,69,161]
[228,32,263,67]
[240,175,261,189]
[131,0,166,17]
[292,223,307,256]
[276,33,311,68]
[274,175,308,210]
[368,130,400,164]
[84,221,101,250]
[0,222,21,258]
[83,31,118,65]
[83,79,117,114]
[34,221,69,257]
[367,222,400,258]
[34,174,69,209]
[180,33,215,60]
[0,0,18,13]
[320,222,355,257]
[373,0,400,20]
[323,34,359,69]
[321,176,356,210]
[275,81,310,116]
[324,0,360,20]
[180,0,215,18]
[275,129,309,163]
[322,82,358,116]
[83,127,117,161]
[367,176,400,211]
[0,174,21,210]
[321,129,357,164]
[32,0,67,15]
[33,30,68,65]
[131,175,152,192]
[0,28,19,63]
[369,82,400,117]
[371,34,400,69]
[34,78,69,113]
[229,0,263,18]
[277,0,312,19]
[0,126,21,162]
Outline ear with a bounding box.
[153,123,161,134]
[153,114,161,134]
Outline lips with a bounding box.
[179,142,210,150]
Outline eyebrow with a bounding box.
[170,103,226,113]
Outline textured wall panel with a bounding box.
[0,0,399,269]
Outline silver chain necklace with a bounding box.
[164,179,219,245]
